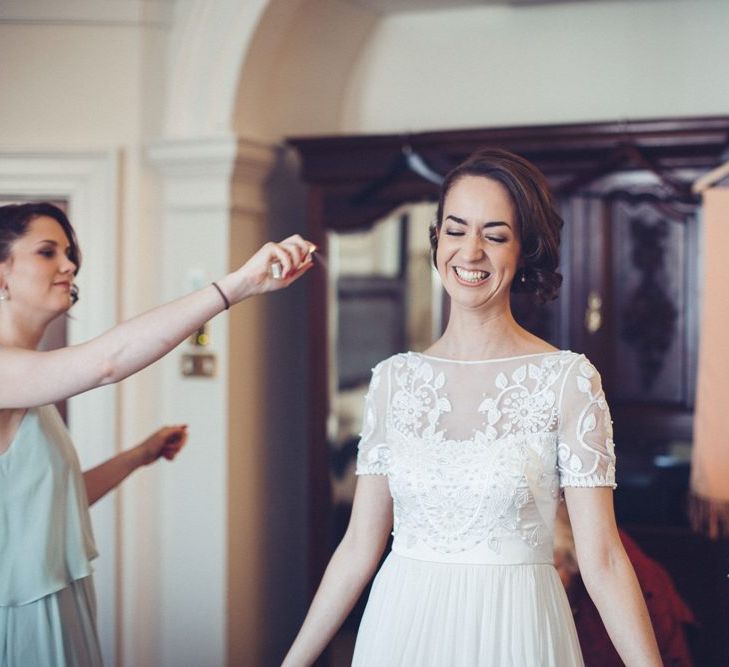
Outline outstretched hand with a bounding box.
[135,424,188,467]
[234,234,316,299]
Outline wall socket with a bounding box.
[181,353,216,378]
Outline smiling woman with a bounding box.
[430,148,563,305]
[436,176,521,308]
[0,202,315,666]
[283,148,663,667]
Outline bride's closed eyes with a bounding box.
[443,227,510,243]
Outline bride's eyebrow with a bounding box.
[445,215,511,230]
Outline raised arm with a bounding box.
[282,475,393,667]
[565,487,662,666]
[0,235,313,409]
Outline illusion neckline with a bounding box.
[413,350,570,365]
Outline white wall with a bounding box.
[341,0,729,133]
[234,0,378,141]
[0,25,139,145]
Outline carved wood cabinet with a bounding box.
[514,193,699,454]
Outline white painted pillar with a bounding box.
[135,135,275,667]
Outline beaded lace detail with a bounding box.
[356,351,616,555]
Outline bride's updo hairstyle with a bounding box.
[430,148,563,303]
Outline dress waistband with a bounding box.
[391,536,554,566]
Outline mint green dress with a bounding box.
[0,405,102,666]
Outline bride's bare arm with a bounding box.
[0,235,313,409]
[565,487,662,667]
[282,475,393,667]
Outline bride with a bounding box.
[283,148,661,666]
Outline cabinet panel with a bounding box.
[610,201,693,406]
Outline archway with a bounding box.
[155,1,381,664]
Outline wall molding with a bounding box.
[164,0,269,138]
[0,0,174,27]
[147,134,276,216]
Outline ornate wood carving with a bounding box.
[621,218,678,390]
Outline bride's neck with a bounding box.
[431,307,527,360]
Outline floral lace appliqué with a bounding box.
[477,357,562,441]
[557,360,616,487]
[386,353,572,555]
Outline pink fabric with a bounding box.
[690,187,729,538]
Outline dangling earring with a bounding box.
[520,269,527,284]
[0,286,9,301]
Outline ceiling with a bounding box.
[342,0,656,14]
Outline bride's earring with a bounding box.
[0,285,9,301]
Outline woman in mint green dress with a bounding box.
[0,202,315,666]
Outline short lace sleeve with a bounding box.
[557,355,616,489]
[355,360,391,476]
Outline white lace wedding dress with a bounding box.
[351,351,616,667]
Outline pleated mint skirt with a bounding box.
[0,576,102,667]
[352,552,584,667]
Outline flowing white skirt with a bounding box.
[352,552,584,667]
[0,576,102,667]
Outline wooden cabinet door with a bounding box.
[513,191,699,453]
[569,195,698,449]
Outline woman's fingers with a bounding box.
[282,234,309,267]
[264,238,316,283]
[162,424,187,440]
[281,254,315,283]
[269,242,295,278]
[232,235,317,298]
[162,442,184,460]
[159,424,188,460]
[272,236,316,279]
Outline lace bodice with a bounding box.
[356,351,616,564]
